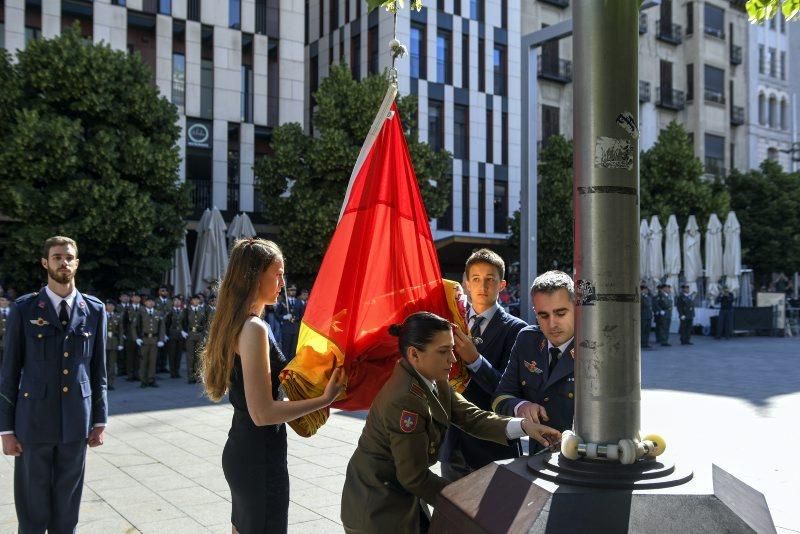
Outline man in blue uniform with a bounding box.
[441,248,527,481]
[280,284,305,359]
[492,270,575,452]
[0,236,108,533]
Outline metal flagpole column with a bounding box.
[572,0,641,445]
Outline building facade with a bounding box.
[0,0,304,227]
[306,0,522,274]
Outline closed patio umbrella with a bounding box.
[683,215,702,295]
[723,211,741,296]
[705,213,724,303]
[664,215,681,294]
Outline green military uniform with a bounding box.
[164,306,185,377]
[0,307,10,364]
[138,307,166,386]
[155,296,172,372]
[676,291,695,345]
[125,304,143,379]
[183,305,207,383]
[654,289,673,346]
[105,309,124,387]
[640,289,653,348]
[341,358,511,534]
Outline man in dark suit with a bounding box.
[676,284,695,345]
[0,235,108,533]
[493,270,575,453]
[442,249,527,481]
[281,284,305,359]
[640,284,653,348]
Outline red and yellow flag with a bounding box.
[279,96,468,437]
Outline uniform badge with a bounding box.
[399,410,419,433]
[30,318,50,326]
[472,336,483,346]
[539,338,546,352]
[570,348,576,360]
[523,360,543,375]
[79,301,86,310]
[37,301,46,310]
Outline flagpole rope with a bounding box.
[388,10,405,86]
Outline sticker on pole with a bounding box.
[615,112,639,139]
[594,137,633,170]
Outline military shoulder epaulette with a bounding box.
[409,382,427,400]
[16,293,38,304]
[83,294,103,306]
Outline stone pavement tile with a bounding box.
[159,485,226,508]
[138,516,210,534]
[80,486,102,502]
[302,453,352,470]
[288,517,342,533]
[291,485,342,508]
[95,450,155,469]
[68,517,138,534]
[288,475,315,491]
[179,501,231,526]
[191,473,233,493]
[0,504,15,525]
[176,460,223,480]
[305,474,346,493]
[0,522,16,534]
[75,500,125,524]
[86,472,142,492]
[213,488,232,502]
[287,501,323,525]
[0,473,14,505]
[107,499,185,527]
[287,461,338,480]
[315,504,343,524]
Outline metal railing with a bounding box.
[704,88,725,105]
[704,157,726,178]
[639,80,651,103]
[538,58,573,83]
[730,105,744,126]
[639,13,648,34]
[730,44,742,65]
[188,178,212,215]
[656,20,683,44]
[656,87,685,110]
[703,24,725,39]
[539,0,568,7]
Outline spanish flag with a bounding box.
[279,88,469,437]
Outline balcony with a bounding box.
[639,80,651,103]
[703,24,725,40]
[704,157,726,179]
[539,0,569,7]
[656,20,683,44]
[730,44,742,65]
[730,105,745,126]
[656,87,685,111]
[188,177,212,216]
[639,13,648,34]
[704,88,726,105]
[538,58,573,84]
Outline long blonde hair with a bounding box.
[201,238,283,402]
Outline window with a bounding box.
[769,47,776,77]
[25,27,41,44]
[256,0,268,35]
[350,35,361,80]
[704,64,724,104]
[329,0,338,32]
[767,147,778,161]
[228,125,240,211]
[267,40,279,126]
[704,133,725,177]
[471,0,484,21]
[478,178,486,233]
[437,29,452,84]
[461,32,469,88]
[200,59,214,119]
[159,0,172,14]
[478,38,485,91]
[346,0,350,22]
[453,105,469,160]
[780,13,785,33]
[769,96,777,128]
[461,175,470,231]
[230,0,241,28]
[368,26,379,75]
[454,0,460,15]
[410,23,426,79]
[758,45,764,74]
[486,108,493,163]
[493,44,506,96]
[501,112,508,165]
[494,180,508,233]
[758,93,766,125]
[780,99,788,130]
[703,4,724,39]
[241,65,253,122]
[437,175,453,231]
[780,51,785,80]
[541,105,560,147]
[428,99,444,152]
[172,53,186,107]
[188,0,200,21]
[0,23,4,50]
[686,2,693,35]
[769,13,776,30]
[686,63,693,101]
[501,0,507,28]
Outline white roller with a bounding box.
[606,444,619,461]
[618,439,636,465]
[586,443,599,459]
[561,430,581,460]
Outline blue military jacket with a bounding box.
[0,290,108,444]
[492,326,575,435]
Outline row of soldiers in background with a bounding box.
[104,289,215,389]
[640,283,735,347]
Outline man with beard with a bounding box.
[0,236,108,533]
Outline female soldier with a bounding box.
[200,238,345,534]
[341,311,561,533]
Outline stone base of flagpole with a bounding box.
[429,456,776,533]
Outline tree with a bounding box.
[745,0,799,22]
[0,26,190,296]
[640,122,729,229]
[254,64,451,282]
[726,160,800,278]
[507,135,574,272]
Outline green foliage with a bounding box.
[726,160,800,276]
[254,64,451,282]
[366,0,423,13]
[746,0,800,22]
[507,135,574,272]
[0,25,190,295]
[640,122,730,229]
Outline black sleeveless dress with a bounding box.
[222,322,289,533]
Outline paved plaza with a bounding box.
[1,333,799,533]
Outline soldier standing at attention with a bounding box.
[183,294,206,384]
[341,312,560,534]
[0,295,10,364]
[281,285,302,358]
[165,296,186,378]
[126,294,143,381]
[117,292,131,375]
[105,301,124,390]
[640,284,653,349]
[676,284,695,345]
[137,296,166,388]
[155,286,172,374]
[654,284,673,347]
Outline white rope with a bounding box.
[388,11,406,86]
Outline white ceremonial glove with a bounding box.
[181,331,188,339]
[157,341,164,348]
[164,336,169,342]
[282,314,292,320]
[117,345,123,351]
[136,339,143,347]
[680,315,686,320]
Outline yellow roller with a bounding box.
[642,433,667,457]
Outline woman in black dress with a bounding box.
[201,238,345,533]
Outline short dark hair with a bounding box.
[388,312,451,357]
[465,248,505,280]
[42,236,78,259]
[531,270,575,302]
